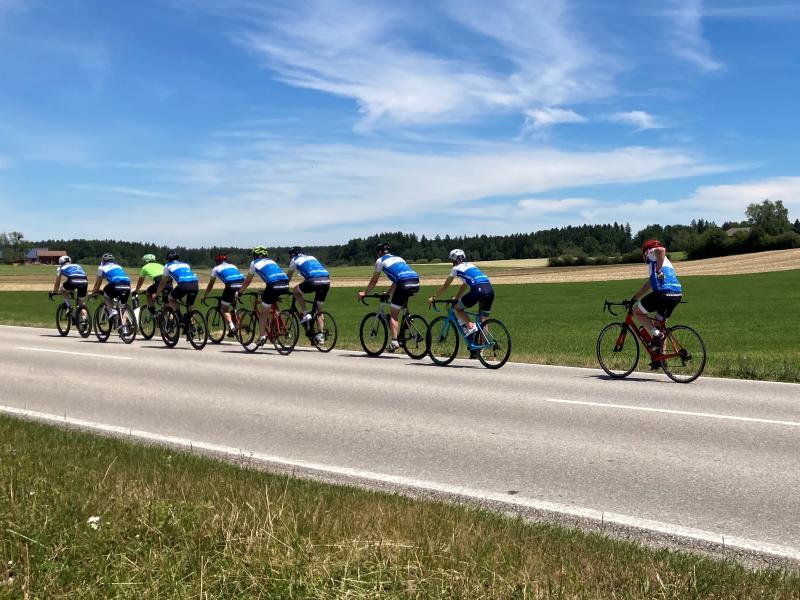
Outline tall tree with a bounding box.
[745,199,791,235]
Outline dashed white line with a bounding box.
[18,347,132,361]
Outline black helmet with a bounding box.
[165,250,178,262]
[288,246,303,257]
[375,241,391,253]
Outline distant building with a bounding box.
[25,248,68,265]
[725,227,751,237]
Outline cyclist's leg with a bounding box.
[103,284,117,317]
[117,285,131,326]
[632,293,659,335]
[146,280,159,310]
[221,284,239,330]
[75,283,88,307]
[313,282,330,333]
[293,282,309,317]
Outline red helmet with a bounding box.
[641,239,663,253]
[214,254,228,264]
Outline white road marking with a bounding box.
[17,347,132,361]
[540,397,800,428]
[1,404,798,563]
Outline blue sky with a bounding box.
[1,0,799,246]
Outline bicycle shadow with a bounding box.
[586,374,667,383]
[337,352,407,360]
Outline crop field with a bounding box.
[1,269,798,382]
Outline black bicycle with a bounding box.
[358,293,428,359]
[49,291,92,338]
[132,290,170,341]
[160,296,208,350]
[288,294,337,352]
[203,295,239,344]
[92,293,136,344]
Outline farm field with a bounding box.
[2,269,798,382]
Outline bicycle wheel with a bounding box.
[359,312,388,356]
[311,311,337,352]
[187,310,208,350]
[237,310,259,352]
[596,322,639,378]
[139,307,157,340]
[94,304,111,342]
[160,307,181,348]
[206,307,226,344]
[475,318,512,369]
[660,325,706,384]
[76,305,92,338]
[56,304,71,336]
[400,313,428,360]
[272,310,299,355]
[118,305,137,344]
[426,316,459,366]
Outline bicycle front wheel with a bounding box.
[56,304,71,336]
[94,304,111,342]
[76,305,92,338]
[311,311,337,352]
[359,312,388,356]
[118,305,137,344]
[187,310,208,350]
[206,307,226,344]
[160,307,180,348]
[475,318,511,369]
[400,314,428,360]
[237,309,259,352]
[139,307,156,339]
[426,316,459,366]
[661,325,706,383]
[272,310,299,355]
[596,322,639,378]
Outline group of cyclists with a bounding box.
[51,238,682,361]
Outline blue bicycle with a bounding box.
[426,299,511,369]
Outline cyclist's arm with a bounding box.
[91,274,102,296]
[133,275,145,294]
[359,271,381,297]
[653,247,667,277]
[52,273,62,294]
[239,273,253,293]
[452,282,468,301]
[429,276,454,302]
[202,276,216,300]
[632,279,651,301]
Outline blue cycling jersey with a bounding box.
[288,254,329,279]
[212,263,245,285]
[375,254,418,283]
[97,262,130,284]
[164,260,199,284]
[58,264,87,280]
[450,262,490,290]
[249,258,289,285]
[646,250,682,294]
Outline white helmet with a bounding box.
[58,256,71,265]
[448,249,466,262]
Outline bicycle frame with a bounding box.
[240,292,291,342]
[430,301,493,351]
[604,300,685,363]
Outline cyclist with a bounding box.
[238,246,290,346]
[631,239,682,358]
[52,256,89,322]
[132,254,170,315]
[201,254,245,337]
[286,246,330,344]
[90,253,131,328]
[358,242,419,352]
[155,250,199,325]
[428,249,493,348]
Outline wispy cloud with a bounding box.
[66,184,174,199]
[664,0,723,72]
[524,107,588,131]
[704,4,800,19]
[607,110,664,132]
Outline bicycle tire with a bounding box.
[76,305,92,338]
[400,313,428,360]
[94,304,111,343]
[118,305,137,344]
[206,307,226,344]
[311,311,337,352]
[359,312,388,356]
[160,307,180,348]
[186,310,208,350]
[596,322,639,378]
[272,309,299,355]
[237,310,259,352]
[426,316,459,366]
[139,307,157,340]
[56,303,71,336]
[475,318,512,369]
[661,325,706,384]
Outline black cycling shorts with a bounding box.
[298,277,330,303]
[459,283,494,314]
[146,276,172,296]
[221,283,243,305]
[170,281,199,306]
[103,282,131,303]
[261,282,290,305]
[62,279,88,298]
[390,277,420,308]
[640,292,682,319]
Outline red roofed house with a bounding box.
[25,248,68,265]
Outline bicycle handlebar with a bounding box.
[603,299,635,316]
[359,293,390,306]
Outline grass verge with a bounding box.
[1,414,798,598]
[1,269,798,382]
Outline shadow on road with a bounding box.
[586,374,666,383]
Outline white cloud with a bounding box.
[524,107,587,131]
[683,176,800,216]
[66,184,174,199]
[664,0,722,72]
[517,197,595,214]
[607,110,664,132]
[704,4,800,19]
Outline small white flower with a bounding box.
[87,516,101,530]
[29,491,35,496]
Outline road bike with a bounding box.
[234,292,299,354]
[159,296,208,350]
[48,291,91,338]
[358,293,428,359]
[203,295,240,344]
[426,299,512,369]
[92,293,136,344]
[596,299,706,383]
[131,291,170,340]
[287,293,337,352]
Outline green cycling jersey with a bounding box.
[139,262,164,281]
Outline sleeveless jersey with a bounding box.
[375,254,417,283]
[211,262,245,285]
[163,261,199,284]
[646,249,682,294]
[249,258,289,285]
[450,262,490,290]
[288,254,329,279]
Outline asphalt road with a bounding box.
[1,324,798,565]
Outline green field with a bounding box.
[1,270,798,381]
[1,415,797,598]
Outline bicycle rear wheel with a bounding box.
[186,310,208,350]
[77,305,92,338]
[160,307,180,348]
[94,304,111,342]
[596,322,639,378]
[660,325,706,383]
[139,307,156,339]
[311,311,337,352]
[118,305,137,344]
[56,304,71,336]
[272,310,299,355]
[206,307,226,344]
[359,312,388,356]
[426,316,459,366]
[475,319,511,369]
[237,309,259,352]
[400,313,428,360]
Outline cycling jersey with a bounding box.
[375,254,418,283]
[646,249,682,294]
[57,263,88,282]
[288,254,329,280]
[139,262,164,281]
[211,262,245,285]
[97,262,130,284]
[249,258,289,285]
[163,260,199,284]
[450,262,490,290]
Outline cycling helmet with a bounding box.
[288,246,303,257]
[252,245,269,258]
[375,241,391,253]
[142,253,156,264]
[101,253,115,263]
[641,239,663,253]
[58,255,71,265]
[448,249,466,263]
[165,250,178,262]
[214,254,228,264]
